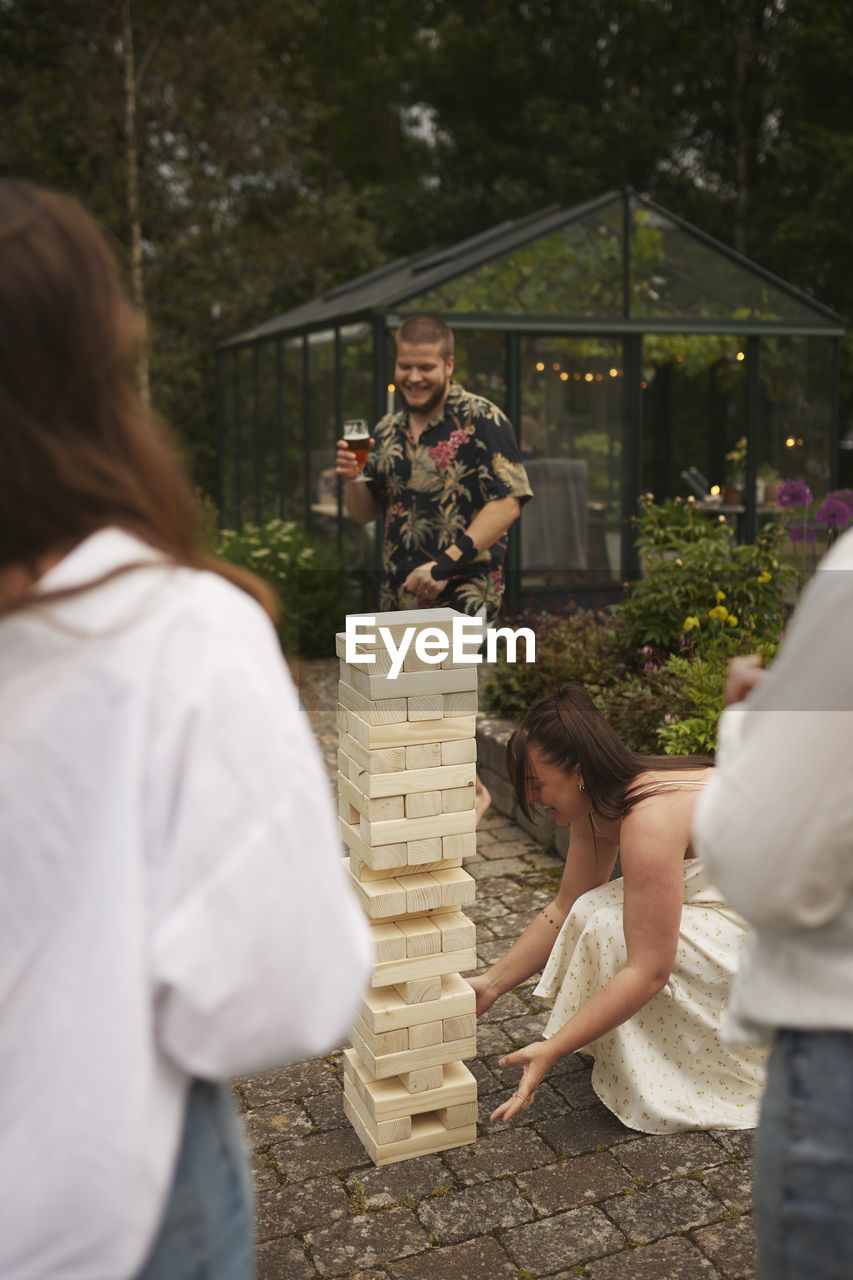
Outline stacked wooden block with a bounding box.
[337,607,479,1165]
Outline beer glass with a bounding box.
[343,419,370,476]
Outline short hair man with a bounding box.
[336,314,532,820]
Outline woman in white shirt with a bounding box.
[469,682,766,1132]
[0,179,372,1279]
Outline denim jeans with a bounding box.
[137,1080,255,1280]
[755,1029,853,1280]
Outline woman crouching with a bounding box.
[468,682,765,1132]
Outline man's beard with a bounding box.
[399,380,449,419]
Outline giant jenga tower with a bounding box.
[336,607,479,1165]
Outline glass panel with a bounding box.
[279,337,305,523]
[452,330,507,413]
[306,330,336,537]
[403,195,626,317]
[757,337,834,502]
[631,199,825,326]
[641,334,748,507]
[338,324,377,586]
[518,335,626,591]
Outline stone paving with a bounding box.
[240,660,756,1280]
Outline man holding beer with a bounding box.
[335,313,532,822]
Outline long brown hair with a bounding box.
[0,179,275,617]
[507,682,712,822]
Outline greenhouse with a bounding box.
[217,187,844,607]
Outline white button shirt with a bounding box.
[693,526,853,1043]
[0,529,372,1279]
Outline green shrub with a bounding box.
[616,494,794,658]
[483,494,795,758]
[482,605,629,721]
[215,519,348,657]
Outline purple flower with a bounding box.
[778,478,813,508]
[789,524,818,545]
[816,490,853,530]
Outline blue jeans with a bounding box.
[137,1080,255,1279]
[755,1029,853,1280]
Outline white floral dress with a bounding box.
[534,856,767,1132]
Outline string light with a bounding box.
[584,372,594,382]
[736,352,745,361]
[560,371,569,381]
[552,362,561,371]
[609,368,618,377]
[536,361,545,372]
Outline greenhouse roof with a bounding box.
[222,188,845,349]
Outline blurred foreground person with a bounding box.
[694,529,853,1280]
[0,179,372,1279]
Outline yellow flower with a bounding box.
[683,615,701,631]
[727,614,739,627]
[708,605,729,621]
[715,590,726,603]
[758,571,772,584]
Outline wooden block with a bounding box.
[344,1048,477,1122]
[405,790,442,819]
[369,921,407,963]
[340,817,406,871]
[394,975,442,1005]
[343,1089,476,1166]
[355,666,478,700]
[375,1113,413,1145]
[339,729,405,775]
[360,973,475,1035]
[338,771,405,822]
[405,742,442,770]
[408,694,444,722]
[435,910,476,953]
[359,808,475,847]
[347,867,407,920]
[372,947,477,991]
[441,739,478,766]
[441,785,476,814]
[444,690,478,717]
[345,711,477,751]
[407,837,443,865]
[351,1014,409,1058]
[443,1013,476,1042]
[442,832,477,859]
[408,1020,443,1049]
[436,1101,478,1129]
[398,917,442,958]
[401,873,442,914]
[402,1065,445,1093]
[338,793,360,825]
[349,1022,475,1080]
[350,852,463,883]
[432,866,476,908]
[358,762,476,800]
[338,681,408,725]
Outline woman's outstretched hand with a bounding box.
[490,1040,557,1123]
[465,973,499,1017]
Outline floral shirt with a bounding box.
[363,382,532,625]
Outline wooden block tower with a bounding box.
[336,607,480,1165]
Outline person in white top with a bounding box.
[0,179,372,1280]
[693,526,853,1280]
[467,682,766,1132]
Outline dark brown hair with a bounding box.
[0,179,275,616]
[396,314,454,359]
[507,682,712,822]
